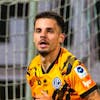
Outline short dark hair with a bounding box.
[34,11,65,33]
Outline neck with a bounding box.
[40,47,61,71]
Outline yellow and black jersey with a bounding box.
[26,47,97,100]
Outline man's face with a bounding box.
[33,18,64,55]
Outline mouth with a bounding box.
[39,41,49,48]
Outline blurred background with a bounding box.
[0,0,100,99]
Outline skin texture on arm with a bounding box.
[84,89,100,100]
[33,91,52,100]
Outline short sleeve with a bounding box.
[64,61,97,98]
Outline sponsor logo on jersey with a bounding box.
[74,65,87,79]
[82,80,92,88]
[52,77,61,89]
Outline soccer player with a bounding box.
[26,11,100,100]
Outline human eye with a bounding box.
[34,28,41,33]
[47,28,54,33]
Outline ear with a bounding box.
[59,33,65,44]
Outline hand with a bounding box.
[33,90,52,100]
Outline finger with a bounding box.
[41,90,48,96]
[34,94,42,99]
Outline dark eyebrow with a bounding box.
[34,28,41,32]
[35,27,54,30]
[46,27,54,32]
[46,27,53,30]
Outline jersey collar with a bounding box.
[41,48,61,74]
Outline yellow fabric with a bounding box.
[26,47,96,100]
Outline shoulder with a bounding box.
[28,54,41,69]
[60,47,72,56]
[60,47,73,61]
[61,47,81,67]
[26,54,41,78]
[59,48,79,73]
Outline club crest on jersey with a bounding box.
[52,77,61,89]
[74,65,87,79]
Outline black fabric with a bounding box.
[66,63,72,75]
[66,93,70,100]
[27,71,30,76]
[62,56,77,75]
[62,56,71,70]
[80,85,98,98]
[52,89,59,100]
[52,83,68,100]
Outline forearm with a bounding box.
[84,89,100,100]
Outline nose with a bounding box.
[40,30,47,37]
